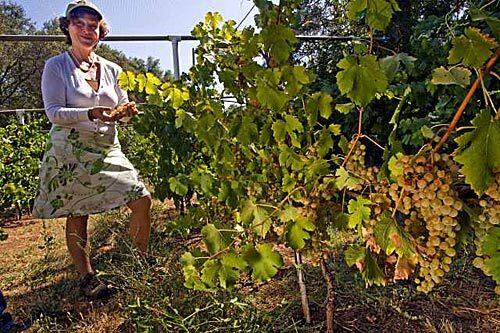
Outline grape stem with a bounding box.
[341,106,364,168]
[432,48,499,155]
[392,188,406,218]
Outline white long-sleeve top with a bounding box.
[41,52,128,133]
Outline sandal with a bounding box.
[79,272,114,299]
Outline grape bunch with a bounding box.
[388,153,462,292]
[345,140,378,190]
[472,172,499,289]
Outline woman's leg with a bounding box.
[127,196,152,254]
[66,215,93,276]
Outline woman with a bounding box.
[32,0,151,299]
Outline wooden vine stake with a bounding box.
[320,253,335,333]
[432,48,499,154]
[295,251,311,324]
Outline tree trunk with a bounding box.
[295,251,311,324]
[320,253,335,333]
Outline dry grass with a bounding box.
[1,201,499,332]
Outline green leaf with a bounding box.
[316,128,334,157]
[363,250,386,286]
[347,0,367,21]
[482,227,500,256]
[373,213,415,257]
[336,55,388,106]
[379,55,399,81]
[335,103,355,114]
[448,28,497,68]
[201,259,222,288]
[347,0,399,31]
[237,116,258,145]
[319,93,333,119]
[388,153,404,180]
[272,120,287,143]
[431,67,471,88]
[281,206,315,250]
[118,71,136,91]
[347,197,372,229]
[482,227,500,283]
[168,176,188,196]
[219,252,247,289]
[470,8,500,40]
[240,200,272,238]
[168,87,190,109]
[260,25,297,65]
[454,110,500,195]
[136,73,147,92]
[484,255,500,284]
[335,167,361,190]
[181,252,206,290]
[242,243,283,281]
[285,115,304,133]
[420,125,435,139]
[201,224,223,255]
[344,244,365,267]
[145,72,161,95]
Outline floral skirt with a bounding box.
[32,125,150,218]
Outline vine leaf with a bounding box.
[454,110,500,195]
[201,259,221,288]
[316,128,334,157]
[394,256,415,281]
[335,167,362,190]
[335,102,355,114]
[482,227,500,284]
[281,206,315,250]
[336,55,388,106]
[373,213,416,258]
[387,153,404,181]
[344,246,386,286]
[219,252,248,289]
[363,250,386,286]
[431,67,471,88]
[260,25,297,65]
[470,7,500,40]
[180,252,206,290]
[167,87,190,109]
[448,28,497,68]
[347,198,372,229]
[201,224,223,255]
[345,244,366,271]
[240,200,272,238]
[118,70,136,91]
[168,176,188,196]
[347,0,400,31]
[242,243,283,281]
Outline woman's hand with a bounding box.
[88,106,116,122]
[108,102,139,121]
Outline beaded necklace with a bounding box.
[68,49,99,84]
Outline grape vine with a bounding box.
[118,0,499,328]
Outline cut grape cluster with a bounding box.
[472,172,499,290]
[388,153,462,292]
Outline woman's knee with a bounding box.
[128,195,152,212]
[66,215,88,230]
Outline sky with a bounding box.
[18,0,264,73]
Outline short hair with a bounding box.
[59,7,109,47]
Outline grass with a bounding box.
[0,200,499,332]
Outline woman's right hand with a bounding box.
[88,106,115,122]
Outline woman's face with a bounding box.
[68,13,100,51]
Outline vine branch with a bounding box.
[432,48,499,155]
